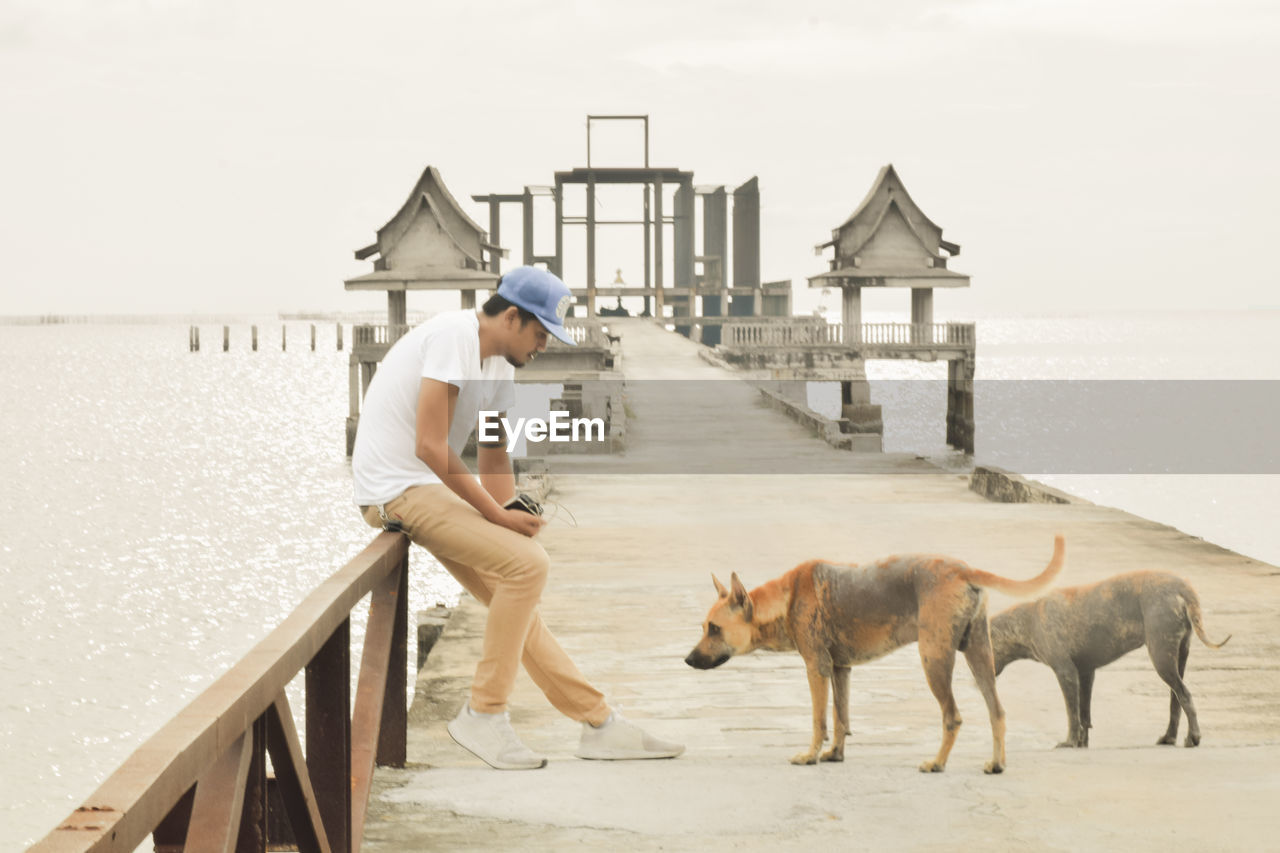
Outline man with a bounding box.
[352,265,683,770]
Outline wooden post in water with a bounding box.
[337,323,344,351]
[223,326,230,352]
[310,324,316,351]
[252,325,258,351]
[282,325,287,351]
[188,326,200,352]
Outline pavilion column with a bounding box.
[911,288,933,344]
[842,285,861,344]
[388,291,406,327]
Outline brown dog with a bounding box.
[685,536,1065,774]
[990,571,1230,748]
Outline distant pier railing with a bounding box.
[32,532,411,853]
[352,323,411,352]
[721,321,975,353]
[561,320,611,347]
[350,318,609,362]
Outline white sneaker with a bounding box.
[575,711,685,760]
[447,704,547,770]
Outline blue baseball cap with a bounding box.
[496,266,577,346]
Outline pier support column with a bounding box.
[653,175,665,318]
[731,176,760,317]
[347,355,361,456]
[586,174,597,316]
[488,199,503,277]
[643,182,652,316]
[841,376,883,452]
[553,178,564,280]
[701,186,727,345]
[673,179,694,336]
[947,355,975,454]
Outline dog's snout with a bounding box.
[685,649,730,670]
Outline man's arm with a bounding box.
[477,416,517,505]
[415,378,542,537]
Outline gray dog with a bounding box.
[990,571,1229,748]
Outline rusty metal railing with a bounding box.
[31,532,411,853]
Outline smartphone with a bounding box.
[504,493,544,516]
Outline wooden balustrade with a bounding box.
[31,532,412,853]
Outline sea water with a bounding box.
[1,312,1277,847]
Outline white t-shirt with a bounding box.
[352,309,515,506]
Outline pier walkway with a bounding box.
[361,319,1280,852]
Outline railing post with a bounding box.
[307,620,351,853]
[376,551,410,767]
[235,716,268,852]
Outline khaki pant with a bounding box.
[362,484,609,724]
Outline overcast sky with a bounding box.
[1,0,1276,318]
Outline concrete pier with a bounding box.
[361,319,1280,852]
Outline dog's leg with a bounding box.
[962,617,1007,774]
[1152,632,1200,746]
[1051,663,1087,747]
[792,665,829,765]
[821,666,850,762]
[1078,667,1095,748]
[918,631,961,773]
[1157,634,1189,744]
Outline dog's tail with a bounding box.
[962,535,1065,598]
[1185,589,1231,649]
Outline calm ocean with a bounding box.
[2,311,1277,847]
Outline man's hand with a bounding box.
[489,507,546,538]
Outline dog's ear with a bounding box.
[729,572,753,622]
[712,573,729,599]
